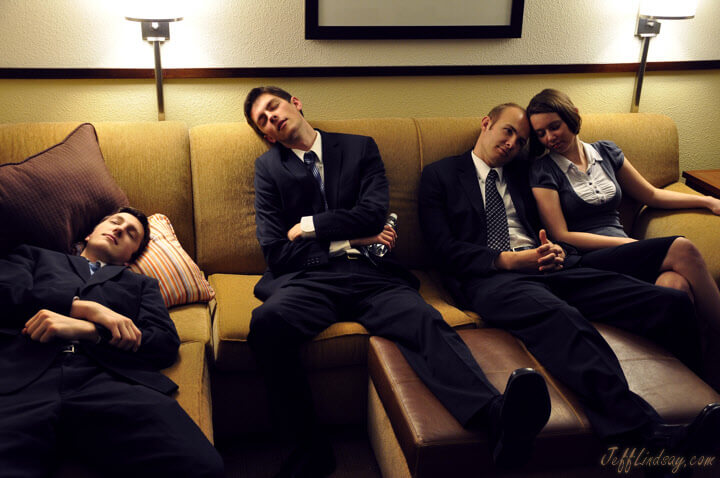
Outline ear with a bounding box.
[264,134,277,144]
[480,116,492,131]
[291,96,303,112]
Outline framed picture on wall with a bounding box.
[305,0,524,39]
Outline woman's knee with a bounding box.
[667,237,705,269]
[656,271,694,302]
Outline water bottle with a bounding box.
[368,213,398,257]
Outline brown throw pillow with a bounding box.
[0,123,129,255]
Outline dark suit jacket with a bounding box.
[253,131,417,300]
[0,245,180,395]
[418,151,552,306]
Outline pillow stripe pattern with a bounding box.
[130,214,214,308]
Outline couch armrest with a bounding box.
[632,182,720,286]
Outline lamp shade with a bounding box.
[125,0,184,21]
[639,0,697,19]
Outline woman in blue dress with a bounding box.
[525,89,720,380]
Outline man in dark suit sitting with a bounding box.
[244,86,552,477]
[0,207,223,478]
[417,102,720,468]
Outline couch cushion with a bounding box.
[634,182,720,286]
[369,326,720,477]
[169,303,212,345]
[92,122,196,259]
[163,341,214,442]
[189,123,267,276]
[129,214,214,308]
[0,123,128,255]
[209,273,369,371]
[209,270,477,371]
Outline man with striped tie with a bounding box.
[245,86,553,477]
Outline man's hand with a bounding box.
[537,229,564,272]
[349,225,397,250]
[23,310,98,343]
[494,229,564,272]
[287,223,303,242]
[71,300,142,352]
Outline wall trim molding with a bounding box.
[1,60,719,79]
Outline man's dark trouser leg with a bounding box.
[352,272,501,427]
[464,268,695,439]
[0,358,62,478]
[61,354,224,478]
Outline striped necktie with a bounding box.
[303,151,328,210]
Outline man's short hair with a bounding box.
[243,86,303,140]
[487,103,525,124]
[526,89,582,156]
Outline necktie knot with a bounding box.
[303,151,317,168]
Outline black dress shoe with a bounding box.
[274,439,336,478]
[490,368,551,468]
[682,402,720,456]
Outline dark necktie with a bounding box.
[303,151,328,210]
[485,169,511,251]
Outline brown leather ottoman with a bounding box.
[368,327,720,477]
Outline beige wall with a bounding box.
[1,70,719,172]
[0,0,719,172]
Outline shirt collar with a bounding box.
[471,150,504,183]
[549,141,602,174]
[292,130,323,163]
[85,257,106,275]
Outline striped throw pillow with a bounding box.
[129,214,214,308]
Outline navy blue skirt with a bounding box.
[576,236,680,284]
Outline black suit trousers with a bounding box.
[249,257,499,436]
[463,266,700,439]
[0,351,223,478]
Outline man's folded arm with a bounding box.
[311,137,389,241]
[0,245,75,329]
[255,157,331,273]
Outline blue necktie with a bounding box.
[485,169,511,252]
[88,261,101,276]
[303,151,328,210]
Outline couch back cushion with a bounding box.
[190,113,679,274]
[579,113,679,233]
[191,119,422,275]
[0,121,195,258]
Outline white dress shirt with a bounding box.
[471,151,536,250]
[549,141,617,205]
[294,131,359,256]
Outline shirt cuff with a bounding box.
[329,240,352,257]
[300,216,316,239]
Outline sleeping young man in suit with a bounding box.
[418,102,720,467]
[244,86,551,477]
[0,207,223,478]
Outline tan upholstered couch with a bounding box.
[2,113,719,477]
